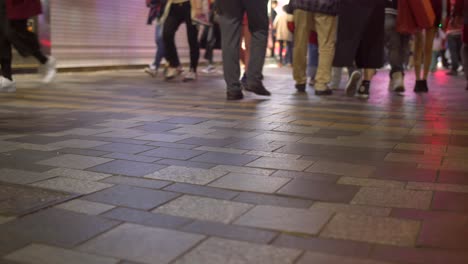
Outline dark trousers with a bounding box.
[463,43,468,81]
[163,1,200,71]
[218,0,269,92]
[447,34,463,72]
[384,14,410,76]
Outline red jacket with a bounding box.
[6,0,42,20]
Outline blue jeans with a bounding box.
[308,43,318,78]
[153,23,165,69]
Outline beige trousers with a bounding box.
[293,9,337,91]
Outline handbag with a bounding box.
[408,0,436,29]
[396,0,418,34]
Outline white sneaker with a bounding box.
[183,69,197,82]
[144,65,158,77]
[345,71,362,97]
[0,77,16,93]
[201,64,216,74]
[390,72,405,92]
[41,56,57,83]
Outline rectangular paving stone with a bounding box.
[233,192,314,208]
[0,169,54,184]
[100,176,171,189]
[306,161,375,177]
[226,140,286,152]
[146,141,198,149]
[438,170,468,185]
[96,129,148,139]
[155,159,216,169]
[310,202,391,217]
[102,207,192,229]
[178,137,240,148]
[407,182,468,193]
[0,208,119,247]
[139,147,205,160]
[50,139,109,149]
[92,143,155,154]
[161,117,209,124]
[7,135,75,145]
[211,165,275,176]
[37,154,113,170]
[372,167,437,182]
[371,245,468,264]
[32,177,113,194]
[246,157,314,171]
[271,170,340,182]
[163,183,239,200]
[55,148,110,157]
[234,205,333,235]
[173,237,301,264]
[78,223,205,264]
[351,187,433,210]
[83,185,179,210]
[44,168,112,181]
[194,146,247,154]
[154,195,253,224]
[296,252,393,264]
[180,220,278,244]
[209,173,290,193]
[88,160,166,177]
[277,179,359,203]
[135,133,191,143]
[338,176,406,189]
[145,166,227,185]
[5,244,119,264]
[132,122,180,133]
[245,150,301,160]
[273,234,373,258]
[55,199,115,215]
[102,152,161,163]
[190,152,259,166]
[320,213,420,247]
[432,191,468,212]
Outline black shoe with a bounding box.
[245,83,271,96]
[414,80,428,93]
[356,81,370,99]
[295,83,306,92]
[315,89,333,96]
[466,83,468,90]
[227,90,244,100]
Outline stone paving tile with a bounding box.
[132,122,180,133]
[338,176,406,189]
[0,216,15,224]
[306,161,375,178]
[164,183,239,200]
[194,146,247,154]
[100,176,171,189]
[370,245,468,264]
[83,185,179,210]
[407,182,468,193]
[145,166,227,185]
[273,234,373,258]
[245,150,301,159]
[438,170,468,185]
[180,220,278,244]
[6,135,75,145]
[246,157,314,171]
[310,202,391,217]
[85,136,150,145]
[177,137,240,147]
[233,192,314,208]
[78,223,205,264]
[92,143,154,154]
[209,173,290,193]
[351,187,433,210]
[296,252,393,264]
[155,159,217,169]
[277,179,359,203]
[371,166,437,182]
[96,129,148,139]
[190,151,259,166]
[102,152,161,163]
[173,237,301,264]
[0,169,54,184]
[4,244,119,264]
[211,165,275,176]
[161,117,209,125]
[320,213,421,247]
[32,177,113,194]
[37,154,113,170]
[55,199,115,215]
[271,170,340,182]
[56,148,111,157]
[169,126,217,135]
[44,168,112,181]
[226,139,286,152]
[0,208,119,247]
[234,205,333,235]
[385,152,442,165]
[50,139,109,149]
[88,160,166,177]
[273,124,321,134]
[139,147,205,160]
[146,141,198,149]
[416,215,468,250]
[432,191,468,212]
[154,195,253,224]
[135,133,191,143]
[251,133,304,143]
[101,207,192,229]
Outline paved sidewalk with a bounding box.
[1,68,468,264]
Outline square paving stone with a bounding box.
[55,199,115,215]
[173,237,301,264]
[296,252,392,264]
[351,187,433,210]
[190,152,259,166]
[209,173,290,193]
[310,202,391,217]
[180,220,278,244]
[44,168,112,181]
[83,185,179,210]
[100,176,171,189]
[277,179,359,203]
[246,157,314,171]
[102,207,192,229]
[37,154,113,170]
[153,195,253,224]
[320,214,421,247]
[145,166,227,185]
[88,160,166,177]
[306,161,375,177]
[92,143,155,154]
[102,152,161,163]
[234,205,333,235]
[0,169,54,184]
[78,223,205,264]
[163,183,239,200]
[140,147,205,160]
[50,139,109,149]
[4,244,119,264]
[432,191,468,212]
[233,192,314,208]
[0,208,119,247]
[32,177,113,194]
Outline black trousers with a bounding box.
[163,1,200,71]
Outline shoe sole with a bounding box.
[345,72,362,97]
[144,69,157,78]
